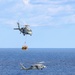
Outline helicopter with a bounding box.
[14,22,32,36]
[20,62,46,71]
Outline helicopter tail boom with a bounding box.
[20,63,32,70]
[20,63,27,70]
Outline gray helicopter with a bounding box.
[14,22,32,36]
[20,62,46,71]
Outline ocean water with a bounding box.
[0,48,75,75]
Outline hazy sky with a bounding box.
[0,0,75,48]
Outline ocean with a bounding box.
[0,48,75,75]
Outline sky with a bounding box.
[0,0,75,48]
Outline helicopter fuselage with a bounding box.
[14,23,32,36]
[19,27,32,36]
[20,63,46,71]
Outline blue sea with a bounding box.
[0,48,75,75]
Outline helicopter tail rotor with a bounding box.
[17,22,20,29]
[14,22,21,34]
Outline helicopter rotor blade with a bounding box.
[14,28,19,30]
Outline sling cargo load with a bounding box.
[22,45,28,50]
[22,42,28,50]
